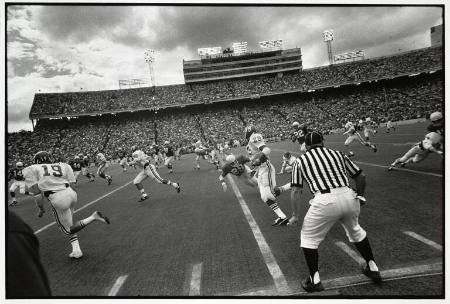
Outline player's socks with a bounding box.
[99,172,106,179]
[266,200,286,218]
[69,212,109,234]
[302,248,320,283]
[354,237,377,268]
[70,235,80,251]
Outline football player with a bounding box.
[343,121,377,157]
[118,148,129,172]
[278,152,297,174]
[388,132,443,170]
[245,125,289,226]
[193,140,208,170]
[81,155,95,182]
[363,117,377,141]
[291,122,308,152]
[96,152,112,185]
[385,119,396,133]
[9,162,29,206]
[219,154,258,191]
[163,141,175,173]
[427,111,444,136]
[69,155,83,183]
[129,148,181,201]
[22,151,110,259]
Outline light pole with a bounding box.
[144,49,156,87]
[323,29,335,65]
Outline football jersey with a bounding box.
[132,150,151,168]
[292,126,308,144]
[164,146,175,157]
[247,133,266,155]
[22,163,75,192]
[10,168,25,181]
[427,122,444,137]
[221,155,251,177]
[69,159,83,171]
[346,125,357,135]
[422,132,442,150]
[96,153,107,165]
[118,150,127,159]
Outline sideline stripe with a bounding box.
[335,241,366,265]
[34,181,133,235]
[226,174,291,294]
[325,141,416,146]
[232,262,442,296]
[189,262,203,296]
[107,275,128,296]
[272,149,442,178]
[403,231,442,251]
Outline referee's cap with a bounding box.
[305,131,323,146]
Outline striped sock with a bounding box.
[267,200,286,218]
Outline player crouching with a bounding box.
[278,152,297,174]
[23,151,110,259]
[129,148,181,202]
[388,132,443,170]
[219,154,258,191]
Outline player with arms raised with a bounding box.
[22,151,110,259]
[245,125,289,226]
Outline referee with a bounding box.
[286,131,381,292]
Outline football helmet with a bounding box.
[345,122,353,129]
[430,111,443,122]
[164,141,170,145]
[283,152,291,160]
[225,154,236,163]
[292,121,300,129]
[366,117,371,122]
[74,155,80,160]
[16,162,23,169]
[33,151,53,164]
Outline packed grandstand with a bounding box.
[8,45,443,167]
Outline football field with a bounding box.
[9,122,444,297]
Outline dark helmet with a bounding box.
[33,151,53,164]
[283,151,291,160]
[245,125,256,140]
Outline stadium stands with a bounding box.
[8,46,443,167]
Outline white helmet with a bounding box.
[358,119,363,124]
[225,154,236,163]
[16,161,23,169]
[430,111,443,122]
[164,141,169,145]
[425,132,442,145]
[292,121,300,128]
[366,117,371,122]
[345,121,353,129]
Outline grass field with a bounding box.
[8,122,444,297]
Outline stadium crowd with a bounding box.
[29,46,441,117]
[9,70,442,168]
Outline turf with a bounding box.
[7,122,443,297]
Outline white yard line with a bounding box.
[189,262,203,296]
[34,181,133,235]
[107,275,129,296]
[271,149,442,178]
[335,241,366,265]
[402,231,442,251]
[227,174,291,295]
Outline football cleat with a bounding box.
[287,216,299,226]
[301,277,325,293]
[175,183,181,193]
[37,207,45,218]
[372,145,377,152]
[69,250,83,259]
[107,176,112,185]
[139,195,149,202]
[362,265,382,284]
[387,166,394,171]
[93,211,110,224]
[9,200,18,207]
[347,151,355,157]
[272,217,289,226]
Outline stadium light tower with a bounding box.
[323,29,335,65]
[144,49,156,87]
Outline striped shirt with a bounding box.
[291,146,361,193]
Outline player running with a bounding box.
[162,141,175,173]
[129,148,181,202]
[81,154,95,182]
[22,151,110,259]
[118,148,129,172]
[9,161,33,206]
[343,121,377,157]
[96,152,112,185]
[219,154,258,191]
[193,140,209,170]
[245,125,289,226]
[278,151,297,174]
[69,155,83,183]
[388,132,443,170]
[362,117,377,141]
[291,121,309,152]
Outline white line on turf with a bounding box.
[271,149,442,178]
[335,241,366,265]
[402,231,442,251]
[189,262,203,296]
[107,275,129,296]
[34,181,133,235]
[226,174,291,295]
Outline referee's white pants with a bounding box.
[257,161,277,202]
[301,187,367,249]
[133,164,165,185]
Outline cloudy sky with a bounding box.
[6,4,442,132]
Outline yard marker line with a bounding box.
[107,275,128,296]
[227,175,291,294]
[34,181,133,235]
[325,141,415,146]
[403,231,442,251]
[189,262,203,296]
[335,241,366,265]
[271,149,442,178]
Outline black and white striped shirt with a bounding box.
[291,146,362,193]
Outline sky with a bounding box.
[6,4,443,132]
